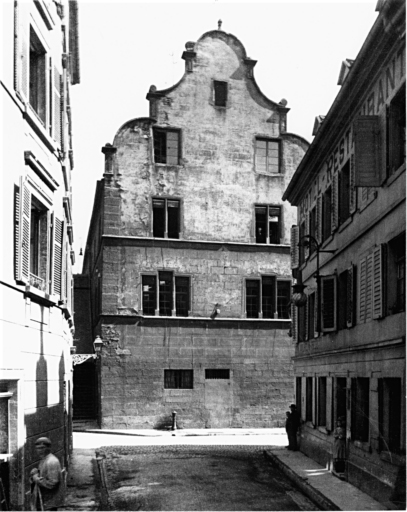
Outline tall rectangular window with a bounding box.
[387,233,405,314]
[309,206,317,255]
[142,275,157,315]
[307,292,315,339]
[351,378,370,442]
[159,271,173,316]
[388,86,406,176]
[306,377,313,422]
[29,27,47,124]
[296,377,302,418]
[153,128,180,165]
[339,161,351,225]
[213,80,227,107]
[152,198,180,239]
[379,378,402,453]
[335,378,347,427]
[255,205,281,244]
[175,276,190,317]
[322,187,332,242]
[246,279,260,319]
[318,377,327,427]
[277,281,291,319]
[164,370,193,389]
[255,138,280,175]
[29,198,48,291]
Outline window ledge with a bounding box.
[379,450,405,466]
[24,285,57,306]
[352,440,371,453]
[154,163,182,170]
[338,216,352,233]
[24,106,58,154]
[255,172,284,178]
[386,163,405,187]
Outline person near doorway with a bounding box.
[286,404,300,450]
[30,437,64,511]
[333,417,346,473]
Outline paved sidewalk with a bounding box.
[64,428,390,511]
[265,447,387,511]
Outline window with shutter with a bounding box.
[316,196,322,244]
[14,2,29,101]
[321,275,337,332]
[14,185,21,281]
[331,172,339,232]
[372,245,383,319]
[339,161,351,225]
[21,180,31,284]
[52,215,63,297]
[387,86,406,176]
[291,301,298,343]
[378,378,402,453]
[354,116,381,187]
[387,233,406,315]
[346,265,356,327]
[304,212,310,260]
[290,225,299,269]
[349,155,357,214]
[153,128,180,165]
[53,65,61,146]
[322,187,332,243]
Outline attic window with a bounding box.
[214,80,227,107]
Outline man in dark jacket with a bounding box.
[286,404,300,450]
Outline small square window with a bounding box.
[214,80,227,107]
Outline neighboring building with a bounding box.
[76,26,308,430]
[283,0,405,507]
[0,1,79,509]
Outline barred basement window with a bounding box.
[153,128,180,165]
[205,369,230,379]
[164,370,193,389]
[255,205,281,244]
[214,80,228,107]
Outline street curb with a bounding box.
[263,450,341,511]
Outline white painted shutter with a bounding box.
[14,1,29,101]
[331,172,339,232]
[290,225,300,269]
[372,246,383,319]
[14,185,21,281]
[354,116,381,187]
[52,215,63,297]
[20,178,31,283]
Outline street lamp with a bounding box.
[93,336,104,358]
[293,235,336,335]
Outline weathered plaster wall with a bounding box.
[99,321,295,429]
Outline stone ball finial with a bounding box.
[185,41,195,51]
[218,19,222,30]
[149,85,157,93]
[279,98,288,107]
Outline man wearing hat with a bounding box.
[30,437,64,511]
[286,404,300,451]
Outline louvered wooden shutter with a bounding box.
[349,154,357,214]
[359,257,367,323]
[326,377,333,431]
[304,213,309,260]
[54,67,62,146]
[52,215,63,296]
[290,225,299,269]
[346,265,356,328]
[321,275,337,332]
[304,296,309,341]
[365,254,373,322]
[354,116,381,187]
[314,290,319,338]
[301,377,307,422]
[372,246,383,319]
[14,185,21,281]
[316,196,322,244]
[61,235,68,303]
[291,301,298,343]
[14,2,29,101]
[331,172,339,232]
[20,178,31,283]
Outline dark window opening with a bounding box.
[164,370,193,389]
[262,276,274,319]
[29,197,48,291]
[351,378,369,442]
[307,292,315,339]
[246,279,260,319]
[29,27,47,124]
[318,377,327,427]
[214,80,227,107]
[277,280,291,319]
[306,377,313,422]
[153,128,180,165]
[339,161,351,225]
[205,369,230,379]
[152,198,180,239]
[388,85,406,175]
[255,138,280,174]
[296,377,302,418]
[322,187,332,242]
[142,275,156,315]
[255,205,281,244]
[309,207,317,255]
[379,378,402,453]
[337,270,348,331]
[335,378,347,427]
[388,232,406,314]
[299,220,306,265]
[159,271,173,316]
[175,276,189,317]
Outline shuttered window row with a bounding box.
[14,179,67,301]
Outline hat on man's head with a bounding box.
[290,404,296,409]
[35,437,51,446]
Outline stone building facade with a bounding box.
[283,0,405,507]
[0,1,79,508]
[78,27,308,429]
